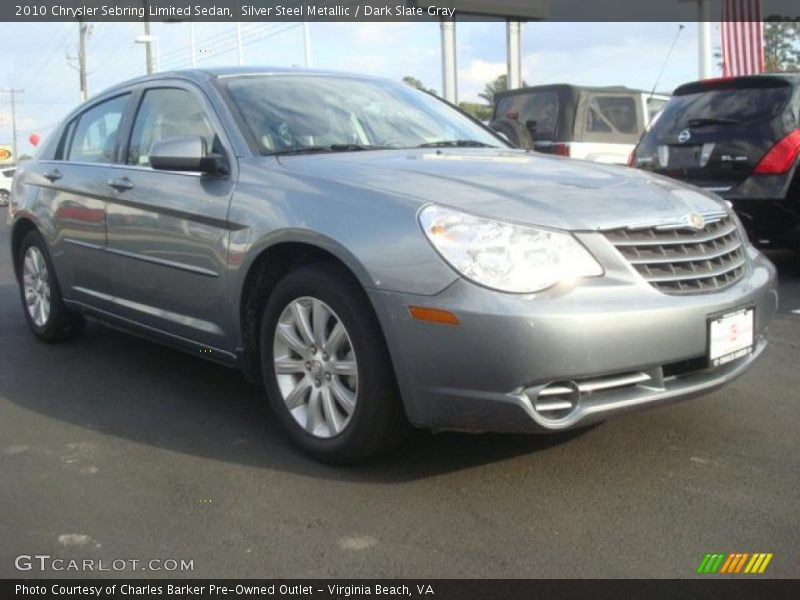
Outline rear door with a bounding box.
[35,93,132,308]
[104,83,236,351]
[633,79,795,191]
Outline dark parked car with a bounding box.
[7,68,777,463]
[630,74,800,250]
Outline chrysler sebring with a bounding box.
[7,68,778,462]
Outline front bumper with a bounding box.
[369,243,778,433]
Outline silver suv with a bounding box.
[8,68,778,463]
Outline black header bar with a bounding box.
[4,0,800,22]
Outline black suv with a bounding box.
[630,74,800,250]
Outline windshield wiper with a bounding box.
[686,117,740,128]
[415,140,496,148]
[272,143,391,156]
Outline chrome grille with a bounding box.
[604,214,746,294]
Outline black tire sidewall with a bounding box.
[260,263,404,463]
[17,230,82,342]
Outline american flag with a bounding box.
[721,0,765,76]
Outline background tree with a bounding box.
[457,102,492,121]
[763,17,800,72]
[402,76,438,96]
[478,74,528,106]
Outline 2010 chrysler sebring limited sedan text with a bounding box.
[7,68,778,463]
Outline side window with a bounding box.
[586,95,638,135]
[127,88,217,167]
[67,95,129,163]
[495,92,559,141]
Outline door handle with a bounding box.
[107,177,135,192]
[44,169,62,182]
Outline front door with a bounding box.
[104,84,236,351]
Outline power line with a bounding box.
[13,24,73,91]
[158,22,273,63]
[162,23,301,71]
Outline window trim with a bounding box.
[55,118,76,161]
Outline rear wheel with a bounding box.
[260,263,408,463]
[17,230,84,342]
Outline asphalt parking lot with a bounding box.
[0,221,798,579]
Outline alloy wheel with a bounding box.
[273,296,358,438]
[22,246,51,327]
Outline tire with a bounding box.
[17,230,85,343]
[260,262,408,464]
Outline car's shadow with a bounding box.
[0,284,587,483]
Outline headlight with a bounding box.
[419,205,603,293]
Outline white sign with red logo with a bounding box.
[709,308,755,366]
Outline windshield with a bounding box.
[647,85,792,136]
[221,74,503,154]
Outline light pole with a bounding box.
[236,23,243,65]
[303,21,312,68]
[189,22,196,67]
[135,34,160,73]
[506,21,522,90]
[697,0,712,79]
[440,18,457,104]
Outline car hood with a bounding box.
[276,148,729,230]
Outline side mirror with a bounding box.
[149,136,226,175]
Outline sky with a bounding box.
[0,20,722,156]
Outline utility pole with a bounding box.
[143,0,154,74]
[0,88,23,163]
[78,21,89,101]
[67,21,91,100]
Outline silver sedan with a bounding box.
[8,68,777,463]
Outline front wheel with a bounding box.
[17,230,84,342]
[260,263,408,463]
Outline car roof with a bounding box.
[674,73,800,96]
[495,83,652,99]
